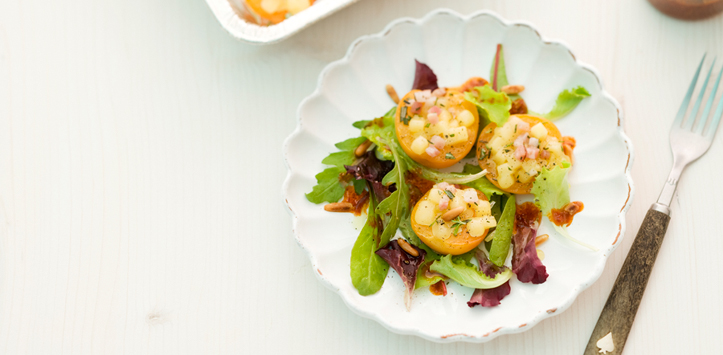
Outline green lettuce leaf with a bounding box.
[537,86,591,121]
[361,107,396,161]
[531,161,572,218]
[429,254,512,289]
[352,120,371,129]
[464,85,512,127]
[531,161,598,251]
[350,185,389,295]
[488,194,516,266]
[375,136,411,248]
[490,44,509,91]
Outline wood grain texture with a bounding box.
[584,208,671,355]
[0,0,722,354]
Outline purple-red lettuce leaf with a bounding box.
[511,202,548,284]
[344,150,394,202]
[376,239,426,311]
[468,282,511,308]
[467,249,511,308]
[412,59,439,91]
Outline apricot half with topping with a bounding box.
[411,183,495,255]
[395,88,479,169]
[477,114,572,194]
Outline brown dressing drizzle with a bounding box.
[550,201,584,227]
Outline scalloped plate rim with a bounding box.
[282,8,635,343]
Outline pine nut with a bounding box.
[397,239,419,257]
[501,84,525,95]
[324,202,354,212]
[536,249,545,260]
[441,206,465,221]
[535,234,549,246]
[386,84,400,104]
[354,139,373,157]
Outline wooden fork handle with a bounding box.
[583,206,671,355]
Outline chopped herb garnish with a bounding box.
[445,153,455,159]
[425,123,430,128]
[400,106,411,125]
[444,190,455,199]
[450,217,471,235]
[450,134,455,137]
[514,125,517,133]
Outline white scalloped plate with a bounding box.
[282,9,634,343]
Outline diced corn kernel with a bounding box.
[432,221,452,239]
[497,163,515,188]
[427,188,443,203]
[490,137,505,151]
[467,218,486,237]
[439,109,452,122]
[409,117,425,133]
[450,195,466,210]
[414,200,437,226]
[410,136,429,155]
[492,149,507,165]
[522,159,541,173]
[474,200,491,216]
[426,119,449,136]
[530,123,548,140]
[479,215,497,229]
[458,110,475,127]
[460,207,474,220]
[517,170,534,183]
[507,156,522,171]
[446,126,468,145]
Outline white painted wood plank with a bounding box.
[0,0,721,354]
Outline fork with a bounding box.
[583,54,723,355]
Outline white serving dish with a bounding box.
[282,9,634,343]
[205,0,359,44]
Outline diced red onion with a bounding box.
[514,133,529,148]
[410,101,424,114]
[432,88,446,97]
[528,137,539,148]
[430,135,445,150]
[526,147,539,160]
[427,113,439,124]
[515,145,527,160]
[425,146,440,157]
[439,194,450,210]
[428,106,441,114]
[540,150,550,159]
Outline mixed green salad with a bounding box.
[306,44,593,310]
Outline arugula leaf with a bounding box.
[537,86,591,121]
[461,164,505,199]
[321,137,367,167]
[429,254,512,289]
[306,136,367,204]
[464,85,512,127]
[531,162,598,251]
[490,44,509,91]
[361,107,396,161]
[305,167,347,204]
[350,184,389,295]
[352,120,371,129]
[488,194,516,266]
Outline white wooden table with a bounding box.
[1,0,721,353]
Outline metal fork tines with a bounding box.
[656,54,723,212]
